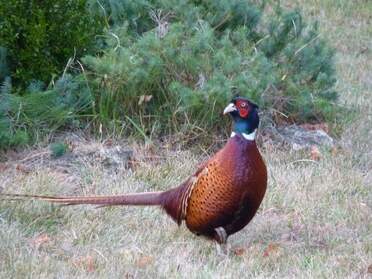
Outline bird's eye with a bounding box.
[240,103,247,108]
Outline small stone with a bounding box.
[99,146,133,168]
[274,125,334,150]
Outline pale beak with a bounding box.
[223,103,237,115]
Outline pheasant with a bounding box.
[1,97,267,243]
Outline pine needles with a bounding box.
[0,0,340,148]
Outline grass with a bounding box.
[0,1,371,278]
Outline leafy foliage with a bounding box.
[0,0,104,87]
[82,0,337,138]
[49,142,68,158]
[0,75,91,149]
[0,0,339,148]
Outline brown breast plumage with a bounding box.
[184,134,267,242]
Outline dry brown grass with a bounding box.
[1,1,371,278]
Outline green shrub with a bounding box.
[0,75,91,149]
[50,142,68,158]
[0,0,104,87]
[0,0,339,148]
[82,0,337,138]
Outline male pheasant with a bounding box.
[1,97,267,243]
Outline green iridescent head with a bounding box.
[223,97,259,136]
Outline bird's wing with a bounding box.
[161,158,211,224]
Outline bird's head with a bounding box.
[223,97,259,140]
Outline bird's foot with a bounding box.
[213,227,231,256]
[214,241,231,256]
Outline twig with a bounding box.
[109,32,121,51]
[18,151,50,163]
[93,248,108,262]
[270,108,289,118]
[62,48,76,78]
[213,13,232,30]
[294,34,321,56]
[289,159,319,165]
[96,0,110,28]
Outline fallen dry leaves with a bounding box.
[310,145,321,161]
[16,164,32,174]
[72,255,96,273]
[0,162,9,172]
[135,255,154,268]
[263,243,280,257]
[30,233,51,248]
[138,95,153,105]
[233,247,246,256]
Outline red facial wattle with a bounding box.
[239,108,249,118]
[236,100,250,118]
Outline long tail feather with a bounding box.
[0,192,164,207]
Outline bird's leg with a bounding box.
[213,227,231,255]
[214,227,227,244]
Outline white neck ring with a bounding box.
[230,129,256,141]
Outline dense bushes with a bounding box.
[83,0,337,138]
[0,0,101,148]
[0,75,91,148]
[0,0,104,86]
[0,0,339,148]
